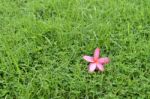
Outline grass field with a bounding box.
[0,0,150,98]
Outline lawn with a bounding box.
[0,0,150,98]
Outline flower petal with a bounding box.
[83,56,94,62]
[99,57,110,64]
[89,63,96,72]
[94,48,100,59]
[97,63,104,71]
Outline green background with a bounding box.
[0,0,150,98]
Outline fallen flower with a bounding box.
[83,48,109,72]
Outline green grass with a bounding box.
[0,0,150,98]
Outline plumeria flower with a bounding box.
[83,48,109,72]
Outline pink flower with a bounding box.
[83,48,110,72]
